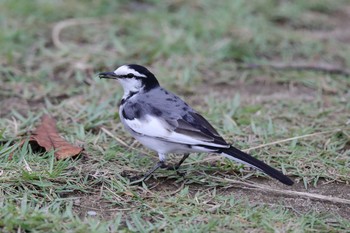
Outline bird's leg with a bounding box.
[175,153,190,170]
[141,160,167,181]
[166,153,190,176]
[131,153,190,184]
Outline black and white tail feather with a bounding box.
[220,147,293,185]
[99,64,294,186]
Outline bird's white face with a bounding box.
[113,65,145,97]
[99,64,159,97]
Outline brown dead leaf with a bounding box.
[28,114,82,159]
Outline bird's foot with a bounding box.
[164,165,186,177]
[119,172,144,185]
[176,170,186,177]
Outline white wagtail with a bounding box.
[99,64,294,185]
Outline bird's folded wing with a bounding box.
[174,113,228,146]
[124,113,229,148]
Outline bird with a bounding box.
[99,64,294,186]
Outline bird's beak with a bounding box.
[98,72,118,79]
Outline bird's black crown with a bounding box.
[128,64,159,91]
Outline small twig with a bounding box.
[101,127,129,148]
[23,158,32,172]
[137,186,157,196]
[239,62,350,76]
[99,183,104,199]
[245,129,341,152]
[220,177,350,205]
[52,18,100,50]
[101,127,155,157]
[104,185,127,202]
[73,203,131,212]
[11,117,19,136]
[165,181,185,196]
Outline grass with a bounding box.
[1,0,350,232]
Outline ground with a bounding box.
[0,0,350,232]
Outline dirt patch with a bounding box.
[0,97,32,117]
[0,93,73,118]
[70,177,350,220]
[219,178,350,219]
[72,192,132,220]
[291,6,350,43]
[148,176,350,219]
[73,193,113,219]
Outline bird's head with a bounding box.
[99,64,159,94]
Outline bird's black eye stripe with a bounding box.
[120,73,145,79]
[120,73,138,79]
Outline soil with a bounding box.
[71,175,350,220]
[199,76,317,104]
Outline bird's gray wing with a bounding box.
[170,111,228,147]
[141,88,229,147]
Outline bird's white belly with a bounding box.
[119,106,217,155]
[133,134,208,154]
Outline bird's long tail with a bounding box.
[219,146,294,186]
